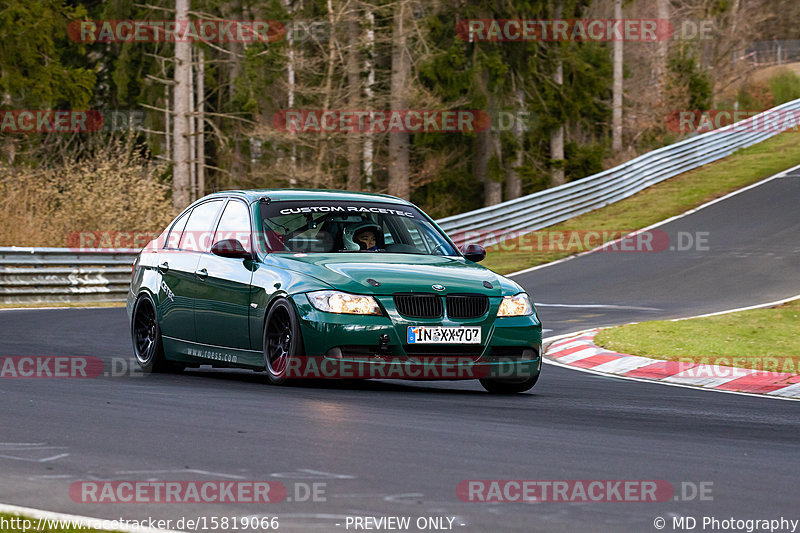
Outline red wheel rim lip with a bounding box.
[266,308,292,377]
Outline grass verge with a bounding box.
[481,131,800,274]
[593,299,800,374]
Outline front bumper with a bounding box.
[291,293,542,380]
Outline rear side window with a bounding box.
[179,200,223,252]
[165,210,190,250]
[214,200,252,250]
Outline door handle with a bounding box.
[196,268,208,280]
[157,262,169,273]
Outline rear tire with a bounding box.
[131,294,175,373]
[263,299,304,385]
[479,374,539,394]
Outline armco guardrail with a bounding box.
[4,98,800,305]
[0,248,138,305]
[438,98,800,245]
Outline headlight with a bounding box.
[497,293,533,317]
[307,290,382,315]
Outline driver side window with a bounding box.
[214,200,252,251]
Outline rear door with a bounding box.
[157,199,224,343]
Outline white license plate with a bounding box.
[407,326,482,344]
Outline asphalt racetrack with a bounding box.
[1,170,799,532]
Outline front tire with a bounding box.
[263,299,304,385]
[131,294,172,373]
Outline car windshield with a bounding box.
[257,200,458,256]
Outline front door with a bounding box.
[194,198,256,357]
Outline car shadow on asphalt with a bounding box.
[162,366,514,396]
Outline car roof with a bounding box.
[201,188,411,206]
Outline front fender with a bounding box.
[248,259,336,350]
[127,250,161,321]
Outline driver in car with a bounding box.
[355,228,378,251]
[344,222,381,251]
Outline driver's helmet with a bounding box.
[343,222,382,251]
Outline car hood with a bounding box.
[274,253,506,296]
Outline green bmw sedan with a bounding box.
[127,189,542,393]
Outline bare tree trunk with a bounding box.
[363,9,375,188]
[485,133,503,206]
[388,1,410,199]
[506,80,524,200]
[165,84,171,162]
[549,92,565,185]
[345,7,361,191]
[196,48,205,198]
[473,131,502,206]
[172,0,191,209]
[226,0,244,181]
[655,0,670,104]
[550,0,565,187]
[281,0,297,185]
[188,45,196,201]
[612,0,623,152]
[471,46,502,206]
[729,0,741,38]
[313,0,337,188]
[726,0,742,89]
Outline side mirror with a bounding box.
[211,239,253,260]
[460,243,486,263]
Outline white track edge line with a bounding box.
[0,503,180,533]
[670,294,800,320]
[508,162,800,278]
